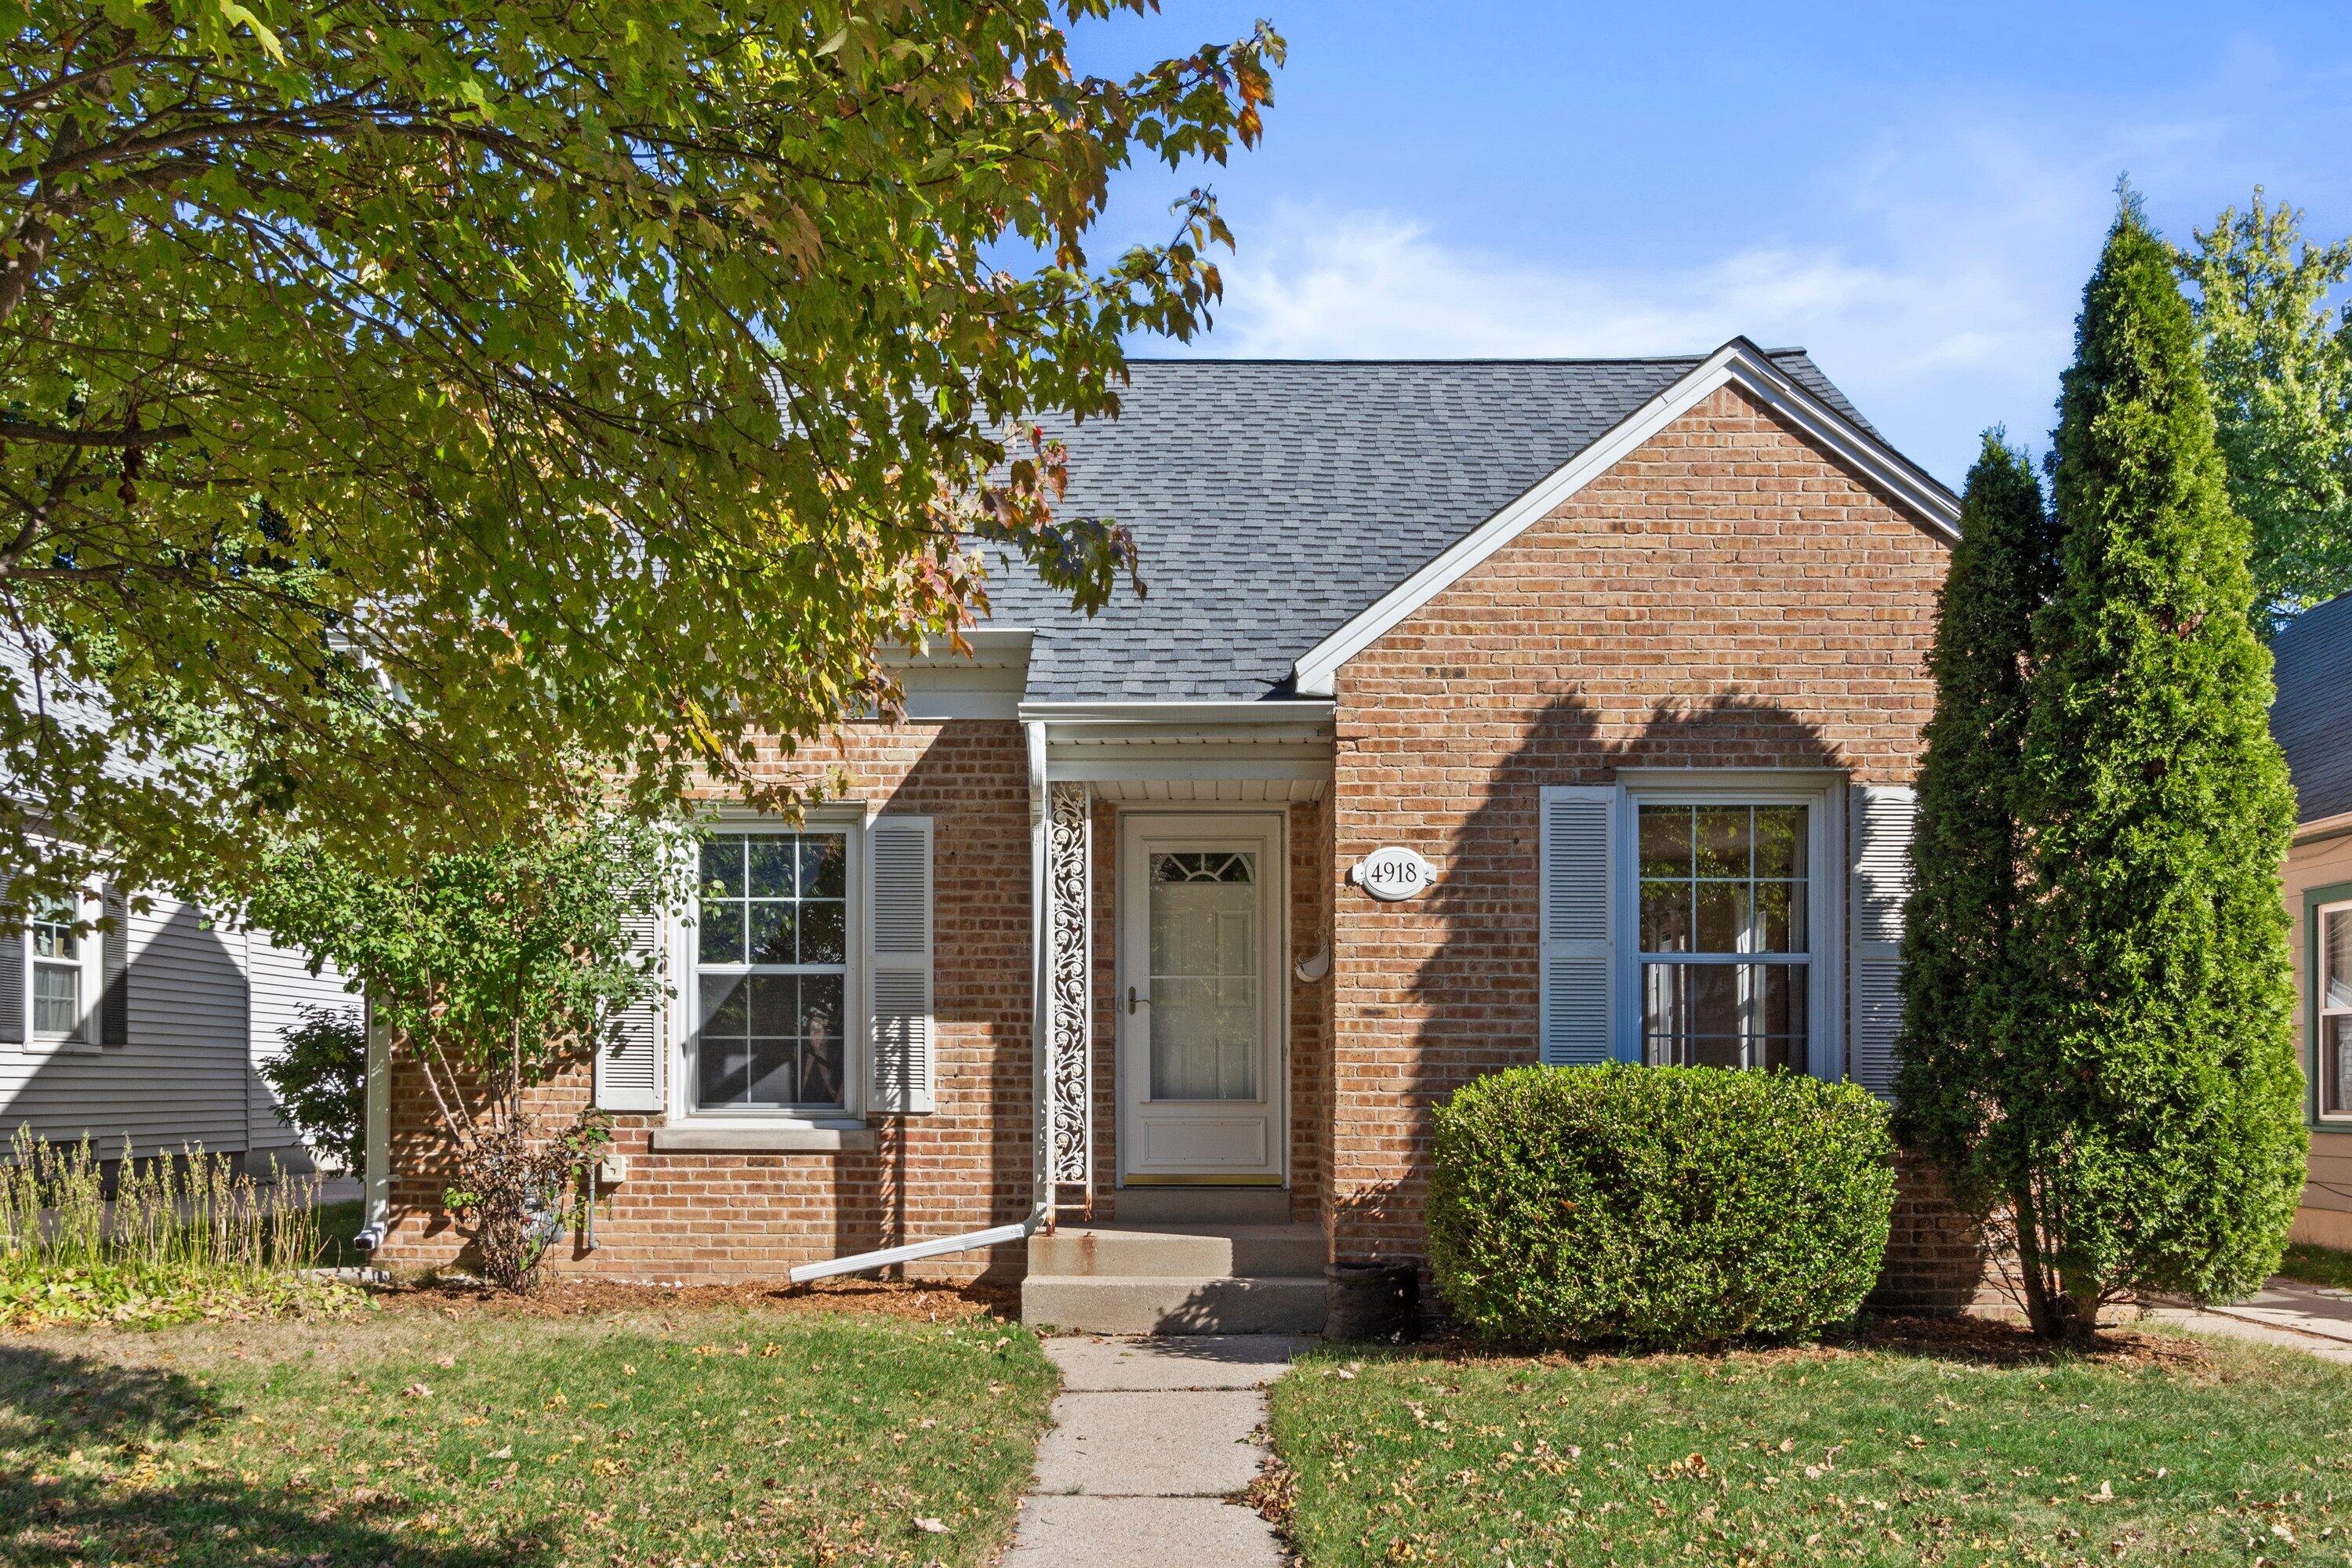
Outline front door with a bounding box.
[1117,812,1285,1184]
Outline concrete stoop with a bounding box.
[1021,1203,1328,1334]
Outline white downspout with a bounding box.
[353,990,391,1254]
[786,718,1058,1286]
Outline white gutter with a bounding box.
[1018,699,1334,725]
[783,718,1058,1287]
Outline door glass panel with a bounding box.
[1148,850,1258,1102]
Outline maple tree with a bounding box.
[1,1,1280,908]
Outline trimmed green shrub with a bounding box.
[2000,198,2306,1333]
[1427,1065,1894,1348]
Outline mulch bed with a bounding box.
[1372,1311,2217,1374]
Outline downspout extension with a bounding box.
[786,1207,1046,1286]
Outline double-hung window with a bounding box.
[28,894,84,1041]
[2317,900,2352,1122]
[1635,800,1813,1072]
[691,829,851,1113]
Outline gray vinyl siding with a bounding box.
[0,891,354,1162]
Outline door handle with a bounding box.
[1127,985,1148,1014]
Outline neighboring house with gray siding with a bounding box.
[2272,592,2352,1247]
[0,884,358,1171]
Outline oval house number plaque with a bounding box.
[1351,846,1436,902]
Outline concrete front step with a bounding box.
[1029,1223,1327,1280]
[1109,1186,1293,1225]
[1022,1273,1329,1336]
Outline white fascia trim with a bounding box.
[1289,339,1963,697]
[2293,808,2352,844]
[1018,699,1336,725]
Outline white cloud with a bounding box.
[1181,105,2261,485]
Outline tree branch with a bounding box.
[0,416,189,448]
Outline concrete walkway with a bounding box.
[2145,1277,2352,1364]
[1001,1336,1312,1568]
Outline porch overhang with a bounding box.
[1018,699,1335,801]
[1023,699,1334,1225]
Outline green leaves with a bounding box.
[1907,198,2307,1333]
[1428,1065,1895,1350]
[2177,191,2352,627]
[0,0,1284,910]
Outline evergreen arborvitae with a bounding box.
[1896,435,2060,1188]
[2004,198,2306,1335]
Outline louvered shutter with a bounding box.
[1538,786,1617,1066]
[98,884,129,1047]
[868,815,935,1113]
[1849,784,1917,1098]
[0,900,20,1046]
[594,898,666,1112]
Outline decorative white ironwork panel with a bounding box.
[1047,782,1094,1188]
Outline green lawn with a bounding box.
[1267,1327,2352,1566]
[2277,1242,2352,1292]
[310,1198,368,1272]
[0,1295,1056,1566]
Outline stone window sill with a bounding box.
[648,1124,876,1154]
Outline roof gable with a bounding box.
[978,344,1954,702]
[1287,339,1961,695]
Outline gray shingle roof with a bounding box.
[982,351,1898,702]
[2272,592,2352,823]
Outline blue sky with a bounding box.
[1065,2,2352,486]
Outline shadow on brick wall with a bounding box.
[1333,687,1992,1312]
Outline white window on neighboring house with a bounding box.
[28,894,82,1040]
[1636,802,1813,1072]
[688,829,851,1113]
[2318,900,2352,1122]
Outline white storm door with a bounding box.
[1118,812,1285,1182]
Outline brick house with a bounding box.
[360,339,1963,1330]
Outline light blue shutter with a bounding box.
[868,816,935,1113]
[595,901,666,1112]
[1849,784,1916,1098]
[1538,786,1616,1066]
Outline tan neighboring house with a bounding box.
[2271,593,2352,1249]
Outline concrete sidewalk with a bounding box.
[2146,1276,2352,1363]
[1001,1336,1311,1568]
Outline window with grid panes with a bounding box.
[1636,803,1810,1071]
[2317,900,2352,1121]
[690,830,850,1111]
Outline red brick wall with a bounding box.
[376,720,1037,1283]
[1327,383,1953,1272]
[1870,1153,2009,1316]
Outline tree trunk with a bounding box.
[2058,1262,2106,1341]
[2010,1185,2067,1338]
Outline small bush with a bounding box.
[1428,1065,1896,1348]
[260,1004,368,1171]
